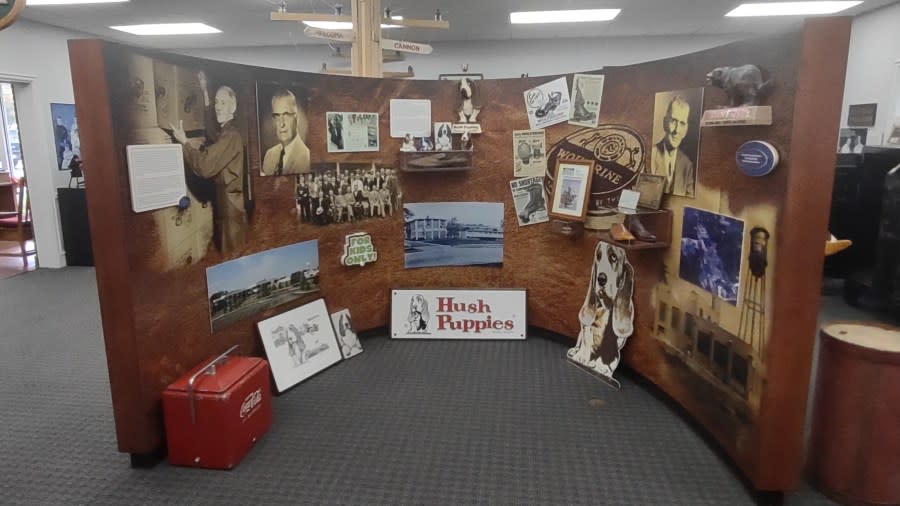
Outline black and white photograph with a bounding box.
[257,298,343,392]
[404,202,504,269]
[513,129,546,177]
[549,159,594,221]
[205,240,320,332]
[510,176,549,226]
[50,103,79,170]
[256,82,310,176]
[330,308,363,359]
[523,77,571,130]
[650,88,703,198]
[837,127,867,154]
[634,173,666,210]
[295,162,401,226]
[327,112,379,153]
[569,73,605,128]
[434,122,453,151]
[679,207,744,305]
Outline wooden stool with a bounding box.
[809,322,900,505]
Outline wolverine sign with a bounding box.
[545,125,646,230]
[391,289,526,340]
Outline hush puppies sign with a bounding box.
[391,289,526,340]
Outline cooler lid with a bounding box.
[168,355,264,394]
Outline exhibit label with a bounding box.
[391,289,526,339]
[382,38,433,55]
[303,26,355,43]
[735,140,779,177]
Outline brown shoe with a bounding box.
[610,223,636,243]
[627,216,657,242]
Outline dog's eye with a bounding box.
[609,251,618,264]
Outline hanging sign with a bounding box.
[382,38,433,55]
[0,0,26,32]
[303,26,356,43]
[735,140,779,177]
[341,232,377,267]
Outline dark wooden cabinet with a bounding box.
[57,188,94,266]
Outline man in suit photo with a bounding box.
[650,94,697,198]
[261,89,310,176]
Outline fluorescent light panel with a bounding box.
[726,1,862,17]
[28,0,128,4]
[304,16,404,30]
[510,9,621,24]
[110,23,221,35]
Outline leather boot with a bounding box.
[627,215,657,242]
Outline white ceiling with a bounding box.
[20,0,896,49]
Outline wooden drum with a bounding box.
[809,322,900,505]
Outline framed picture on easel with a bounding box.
[549,159,594,222]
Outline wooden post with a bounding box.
[351,0,382,77]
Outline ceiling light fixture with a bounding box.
[110,23,222,35]
[725,1,863,17]
[28,0,129,4]
[303,16,404,30]
[510,9,621,24]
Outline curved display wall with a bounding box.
[69,17,849,492]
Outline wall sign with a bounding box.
[735,140,779,177]
[0,0,26,32]
[847,103,877,127]
[391,289,526,339]
[341,233,377,267]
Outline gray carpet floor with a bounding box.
[0,267,856,505]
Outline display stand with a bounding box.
[596,208,672,250]
[399,150,473,172]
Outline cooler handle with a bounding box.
[187,344,240,424]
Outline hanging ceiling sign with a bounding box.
[303,26,356,43]
[0,0,26,32]
[382,38,433,55]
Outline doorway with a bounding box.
[0,81,36,278]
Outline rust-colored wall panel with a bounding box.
[69,19,850,490]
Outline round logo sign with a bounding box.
[545,125,646,227]
[0,0,26,32]
[735,140,779,177]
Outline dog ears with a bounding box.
[612,259,635,339]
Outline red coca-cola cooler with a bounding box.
[162,345,272,469]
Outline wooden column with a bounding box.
[351,0,382,77]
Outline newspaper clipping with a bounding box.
[513,129,547,178]
[569,74,605,128]
[510,176,549,226]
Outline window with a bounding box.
[670,307,681,331]
[684,313,696,337]
[658,302,668,323]
[0,83,24,177]
[696,331,712,359]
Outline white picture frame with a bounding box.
[257,298,343,392]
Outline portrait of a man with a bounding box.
[171,71,248,255]
[256,83,310,176]
[650,88,703,198]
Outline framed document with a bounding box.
[550,159,594,222]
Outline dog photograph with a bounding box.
[679,207,745,305]
[567,241,635,385]
[330,308,363,359]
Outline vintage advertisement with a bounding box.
[509,176,549,226]
[257,298,342,392]
[569,73,605,128]
[523,77,571,130]
[326,112,379,153]
[513,129,546,177]
[391,289,526,340]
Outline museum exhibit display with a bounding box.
[68,16,849,492]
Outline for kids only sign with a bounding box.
[391,289,526,340]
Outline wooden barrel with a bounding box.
[809,322,900,505]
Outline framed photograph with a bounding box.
[634,173,666,210]
[50,103,78,171]
[404,202,504,269]
[256,82,310,176]
[837,128,867,154]
[257,298,343,393]
[326,112,379,153]
[330,308,363,359]
[847,103,877,127]
[679,207,745,305]
[549,159,594,222]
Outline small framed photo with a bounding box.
[550,159,594,222]
[634,173,666,210]
[256,298,343,393]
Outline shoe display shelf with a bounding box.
[596,208,673,250]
